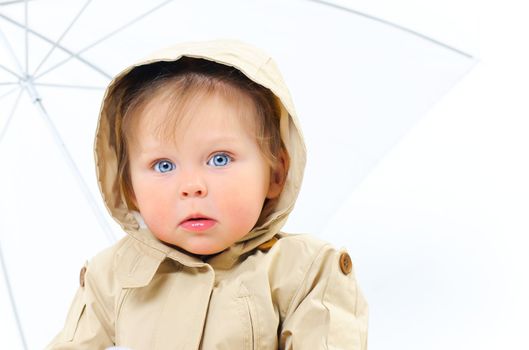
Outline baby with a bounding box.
[47,39,368,349]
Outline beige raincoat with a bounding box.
[47,39,368,350]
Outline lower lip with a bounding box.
[180,219,216,232]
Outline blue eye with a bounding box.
[207,153,232,167]
[153,160,175,173]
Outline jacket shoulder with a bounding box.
[275,232,336,258]
[267,233,337,315]
[85,234,162,289]
[80,236,130,293]
[273,234,368,348]
[86,236,127,276]
[91,234,166,289]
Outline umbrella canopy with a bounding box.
[0,0,475,348]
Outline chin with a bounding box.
[185,244,224,256]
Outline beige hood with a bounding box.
[94,39,306,266]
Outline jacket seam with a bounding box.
[114,288,131,345]
[284,243,331,317]
[239,282,260,349]
[85,270,115,343]
[320,252,334,350]
[255,56,272,76]
[127,234,168,259]
[153,273,177,349]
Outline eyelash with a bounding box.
[151,152,233,173]
[153,159,175,173]
[207,152,233,167]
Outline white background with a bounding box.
[319,1,529,349]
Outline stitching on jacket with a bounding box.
[255,56,272,76]
[128,252,142,277]
[320,250,335,350]
[237,282,252,349]
[284,242,331,317]
[114,288,131,345]
[84,266,115,343]
[153,269,181,349]
[236,288,251,349]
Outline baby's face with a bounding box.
[127,92,278,255]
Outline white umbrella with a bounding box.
[0,1,475,348]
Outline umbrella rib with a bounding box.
[0,63,21,79]
[33,0,175,80]
[0,86,18,100]
[0,0,35,5]
[34,82,104,90]
[0,27,24,75]
[0,87,21,146]
[0,13,112,79]
[22,83,117,243]
[0,238,29,350]
[1,20,117,244]
[76,0,176,54]
[32,0,93,77]
[24,0,27,73]
[306,0,474,58]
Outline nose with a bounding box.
[179,176,207,199]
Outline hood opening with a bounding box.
[94,39,307,261]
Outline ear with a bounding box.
[266,149,289,199]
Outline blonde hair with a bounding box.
[109,57,287,211]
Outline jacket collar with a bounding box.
[116,226,284,288]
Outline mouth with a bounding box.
[180,213,214,224]
[179,214,216,232]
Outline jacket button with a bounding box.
[339,253,352,275]
[257,236,279,252]
[79,266,87,287]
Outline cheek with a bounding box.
[213,175,268,222]
[132,178,175,224]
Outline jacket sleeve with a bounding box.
[279,245,368,349]
[46,259,115,349]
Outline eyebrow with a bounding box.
[136,135,243,154]
[202,135,241,144]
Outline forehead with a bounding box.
[127,86,259,147]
